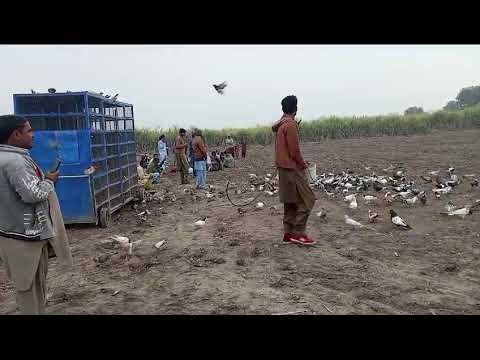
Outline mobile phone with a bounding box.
[52,159,62,172]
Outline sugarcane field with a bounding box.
[1,45,480,315]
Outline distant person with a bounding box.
[240,139,247,158]
[0,115,73,314]
[192,129,208,190]
[146,153,163,174]
[175,128,190,184]
[272,95,316,246]
[157,135,168,171]
[225,135,234,146]
[188,135,196,177]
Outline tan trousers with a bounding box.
[16,243,49,315]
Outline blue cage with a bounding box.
[13,91,140,227]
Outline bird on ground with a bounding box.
[194,217,207,227]
[256,202,265,209]
[432,186,452,195]
[344,194,356,202]
[344,214,365,228]
[404,196,418,205]
[421,175,432,183]
[471,179,478,188]
[363,195,377,203]
[445,201,456,212]
[349,198,358,209]
[213,81,228,95]
[440,207,472,219]
[237,207,247,216]
[390,209,412,230]
[316,210,327,221]
[368,210,379,223]
[429,170,440,176]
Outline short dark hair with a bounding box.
[281,95,298,114]
[159,134,165,141]
[179,128,186,134]
[0,115,28,144]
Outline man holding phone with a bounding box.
[0,115,72,314]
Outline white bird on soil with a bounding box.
[194,217,207,227]
[440,207,472,219]
[390,209,412,230]
[363,195,377,203]
[344,215,365,228]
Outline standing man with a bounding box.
[0,115,73,314]
[272,96,316,245]
[157,134,168,171]
[192,129,208,190]
[175,128,190,184]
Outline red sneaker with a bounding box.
[282,233,297,243]
[291,234,316,246]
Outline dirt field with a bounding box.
[1,128,480,315]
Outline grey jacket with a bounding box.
[0,144,55,241]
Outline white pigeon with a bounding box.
[432,186,452,194]
[194,217,207,227]
[259,185,265,191]
[404,196,418,205]
[389,210,411,230]
[264,177,271,182]
[265,191,274,196]
[111,235,129,245]
[441,207,471,219]
[345,183,353,189]
[344,215,364,227]
[256,202,265,209]
[344,194,356,202]
[429,170,440,176]
[206,192,214,199]
[266,173,272,178]
[363,195,377,203]
[154,240,166,249]
[249,174,257,179]
[398,190,412,199]
[349,199,358,209]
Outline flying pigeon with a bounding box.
[105,94,111,99]
[111,93,119,101]
[48,88,56,94]
[31,89,36,94]
[390,209,412,230]
[213,81,227,95]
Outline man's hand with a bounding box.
[46,170,60,183]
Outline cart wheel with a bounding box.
[98,206,110,228]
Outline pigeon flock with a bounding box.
[308,165,479,231]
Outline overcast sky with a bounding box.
[1,45,479,130]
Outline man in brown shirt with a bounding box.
[175,128,190,184]
[272,95,316,245]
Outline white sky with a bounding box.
[1,45,479,130]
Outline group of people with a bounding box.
[0,94,315,315]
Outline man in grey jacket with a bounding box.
[0,115,73,314]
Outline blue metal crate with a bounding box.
[13,91,139,226]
